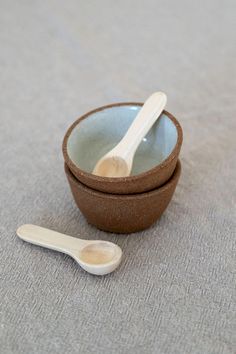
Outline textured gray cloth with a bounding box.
[0,1,235,353]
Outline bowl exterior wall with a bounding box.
[65,161,181,234]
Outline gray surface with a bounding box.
[0,0,235,353]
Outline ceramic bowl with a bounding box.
[63,103,183,194]
[65,160,181,234]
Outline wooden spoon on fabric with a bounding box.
[17,224,122,275]
[92,92,167,178]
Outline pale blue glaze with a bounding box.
[67,105,177,175]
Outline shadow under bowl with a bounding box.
[65,160,181,234]
[63,103,183,194]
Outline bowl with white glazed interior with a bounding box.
[63,103,183,194]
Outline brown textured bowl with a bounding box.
[63,103,183,195]
[65,160,181,234]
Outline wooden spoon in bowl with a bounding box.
[93,92,167,178]
[17,224,122,275]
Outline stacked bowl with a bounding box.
[63,103,183,233]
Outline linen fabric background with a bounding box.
[0,0,235,353]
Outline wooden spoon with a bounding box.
[93,91,167,177]
[17,224,122,275]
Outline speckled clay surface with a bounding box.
[65,160,181,234]
[63,103,183,194]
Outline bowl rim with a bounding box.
[65,160,181,200]
[62,102,183,183]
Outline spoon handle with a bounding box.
[17,224,86,255]
[116,92,167,159]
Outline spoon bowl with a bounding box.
[78,241,122,275]
[93,157,130,177]
[17,224,122,275]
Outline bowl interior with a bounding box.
[67,104,178,176]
